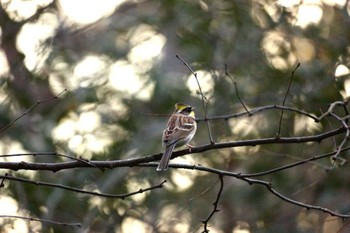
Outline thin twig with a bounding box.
[0,215,81,227]
[224,64,250,114]
[277,62,300,137]
[201,175,224,233]
[196,104,318,122]
[316,100,350,164]
[1,174,166,199]
[0,175,5,187]
[329,112,349,165]
[0,89,67,134]
[239,146,350,178]
[176,55,214,144]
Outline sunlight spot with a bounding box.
[16,13,58,71]
[70,55,109,89]
[158,205,191,233]
[262,31,297,70]
[260,1,282,23]
[126,178,150,203]
[52,117,77,141]
[58,0,126,25]
[0,140,30,162]
[340,79,350,99]
[0,196,18,215]
[322,0,347,7]
[170,168,194,192]
[292,37,315,62]
[68,134,84,153]
[109,61,142,93]
[278,0,301,8]
[186,70,215,99]
[122,217,152,233]
[77,111,101,133]
[0,50,9,76]
[1,0,52,21]
[295,2,323,28]
[294,115,321,135]
[335,64,350,78]
[229,114,268,137]
[89,134,109,153]
[128,25,166,66]
[233,222,250,233]
[73,56,106,79]
[0,195,31,233]
[109,60,155,100]
[52,104,127,157]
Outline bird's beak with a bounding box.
[191,107,195,111]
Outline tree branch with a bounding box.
[0,127,346,171]
[0,89,67,135]
[167,164,350,219]
[196,104,319,122]
[277,62,300,137]
[201,175,224,233]
[1,173,166,199]
[0,215,81,227]
[225,64,250,114]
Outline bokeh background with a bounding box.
[0,0,350,232]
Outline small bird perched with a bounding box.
[157,103,197,171]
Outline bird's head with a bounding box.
[174,103,195,117]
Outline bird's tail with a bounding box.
[157,144,176,171]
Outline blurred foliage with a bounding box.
[0,0,350,232]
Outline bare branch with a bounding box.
[224,64,250,114]
[0,89,67,135]
[172,165,350,218]
[1,174,166,199]
[0,151,104,171]
[240,146,350,178]
[277,62,300,137]
[0,127,347,171]
[201,175,224,233]
[196,104,318,122]
[0,215,81,227]
[248,177,350,218]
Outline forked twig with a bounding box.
[176,55,214,144]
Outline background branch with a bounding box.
[0,89,67,134]
[225,64,250,114]
[201,175,224,233]
[0,215,81,227]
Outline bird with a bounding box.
[157,103,197,171]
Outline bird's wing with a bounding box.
[162,114,196,146]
